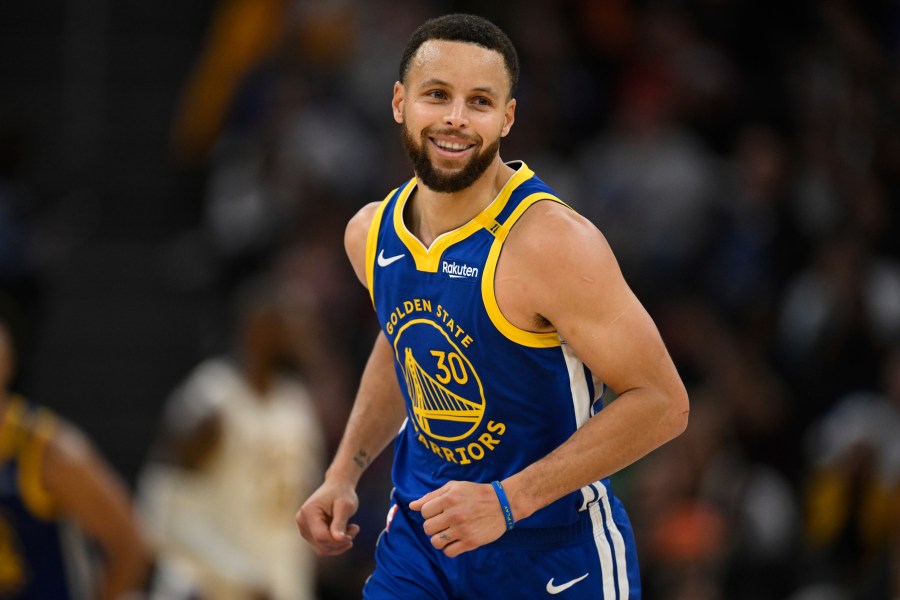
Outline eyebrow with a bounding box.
[418,78,500,99]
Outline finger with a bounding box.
[295,507,311,538]
[330,497,357,542]
[421,492,454,520]
[443,539,470,558]
[435,534,473,558]
[409,486,445,512]
[302,506,334,545]
[300,506,349,556]
[421,512,450,537]
[430,529,454,550]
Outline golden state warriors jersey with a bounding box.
[366,162,613,530]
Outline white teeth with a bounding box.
[435,140,469,151]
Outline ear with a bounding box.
[392,81,405,124]
[500,98,516,138]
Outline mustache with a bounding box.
[425,128,480,144]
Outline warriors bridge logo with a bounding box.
[396,319,484,441]
[388,301,506,465]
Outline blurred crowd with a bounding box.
[1,0,900,599]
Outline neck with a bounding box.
[236,351,275,398]
[409,158,515,247]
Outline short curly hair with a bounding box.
[399,13,520,98]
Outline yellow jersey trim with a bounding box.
[482,192,568,348]
[393,163,535,273]
[365,189,396,307]
[0,396,26,463]
[18,407,58,520]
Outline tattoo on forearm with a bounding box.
[353,449,370,470]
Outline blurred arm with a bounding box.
[43,422,150,600]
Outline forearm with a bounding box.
[326,331,407,486]
[97,545,148,600]
[503,385,688,522]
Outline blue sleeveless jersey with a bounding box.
[366,162,614,530]
[0,397,77,599]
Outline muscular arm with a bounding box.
[296,201,408,555]
[499,202,689,522]
[43,423,149,600]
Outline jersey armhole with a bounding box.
[481,193,571,348]
[19,408,59,520]
[364,191,395,307]
[0,396,27,462]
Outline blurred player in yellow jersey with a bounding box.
[0,311,149,599]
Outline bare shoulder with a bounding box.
[506,200,618,281]
[42,418,95,480]
[500,200,631,327]
[345,201,383,286]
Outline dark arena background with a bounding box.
[1,1,899,598]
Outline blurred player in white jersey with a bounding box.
[138,276,326,600]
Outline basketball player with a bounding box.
[296,13,689,599]
[138,277,325,600]
[0,314,149,599]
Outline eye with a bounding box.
[471,96,493,108]
[426,89,447,101]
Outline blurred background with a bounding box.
[1,0,899,598]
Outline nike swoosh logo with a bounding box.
[546,573,589,595]
[377,249,405,267]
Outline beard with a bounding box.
[401,122,501,193]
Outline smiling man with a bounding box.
[296,13,689,599]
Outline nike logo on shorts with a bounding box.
[546,573,589,594]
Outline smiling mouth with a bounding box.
[430,138,476,154]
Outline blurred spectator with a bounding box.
[169,0,292,168]
[775,229,900,420]
[575,44,719,300]
[698,124,806,330]
[800,345,900,599]
[0,311,149,599]
[137,275,326,599]
[167,0,386,297]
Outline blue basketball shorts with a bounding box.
[363,491,641,599]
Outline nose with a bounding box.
[443,98,469,129]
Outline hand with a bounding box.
[295,479,361,556]
[409,481,507,558]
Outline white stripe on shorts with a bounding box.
[589,498,630,599]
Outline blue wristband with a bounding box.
[491,480,515,531]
